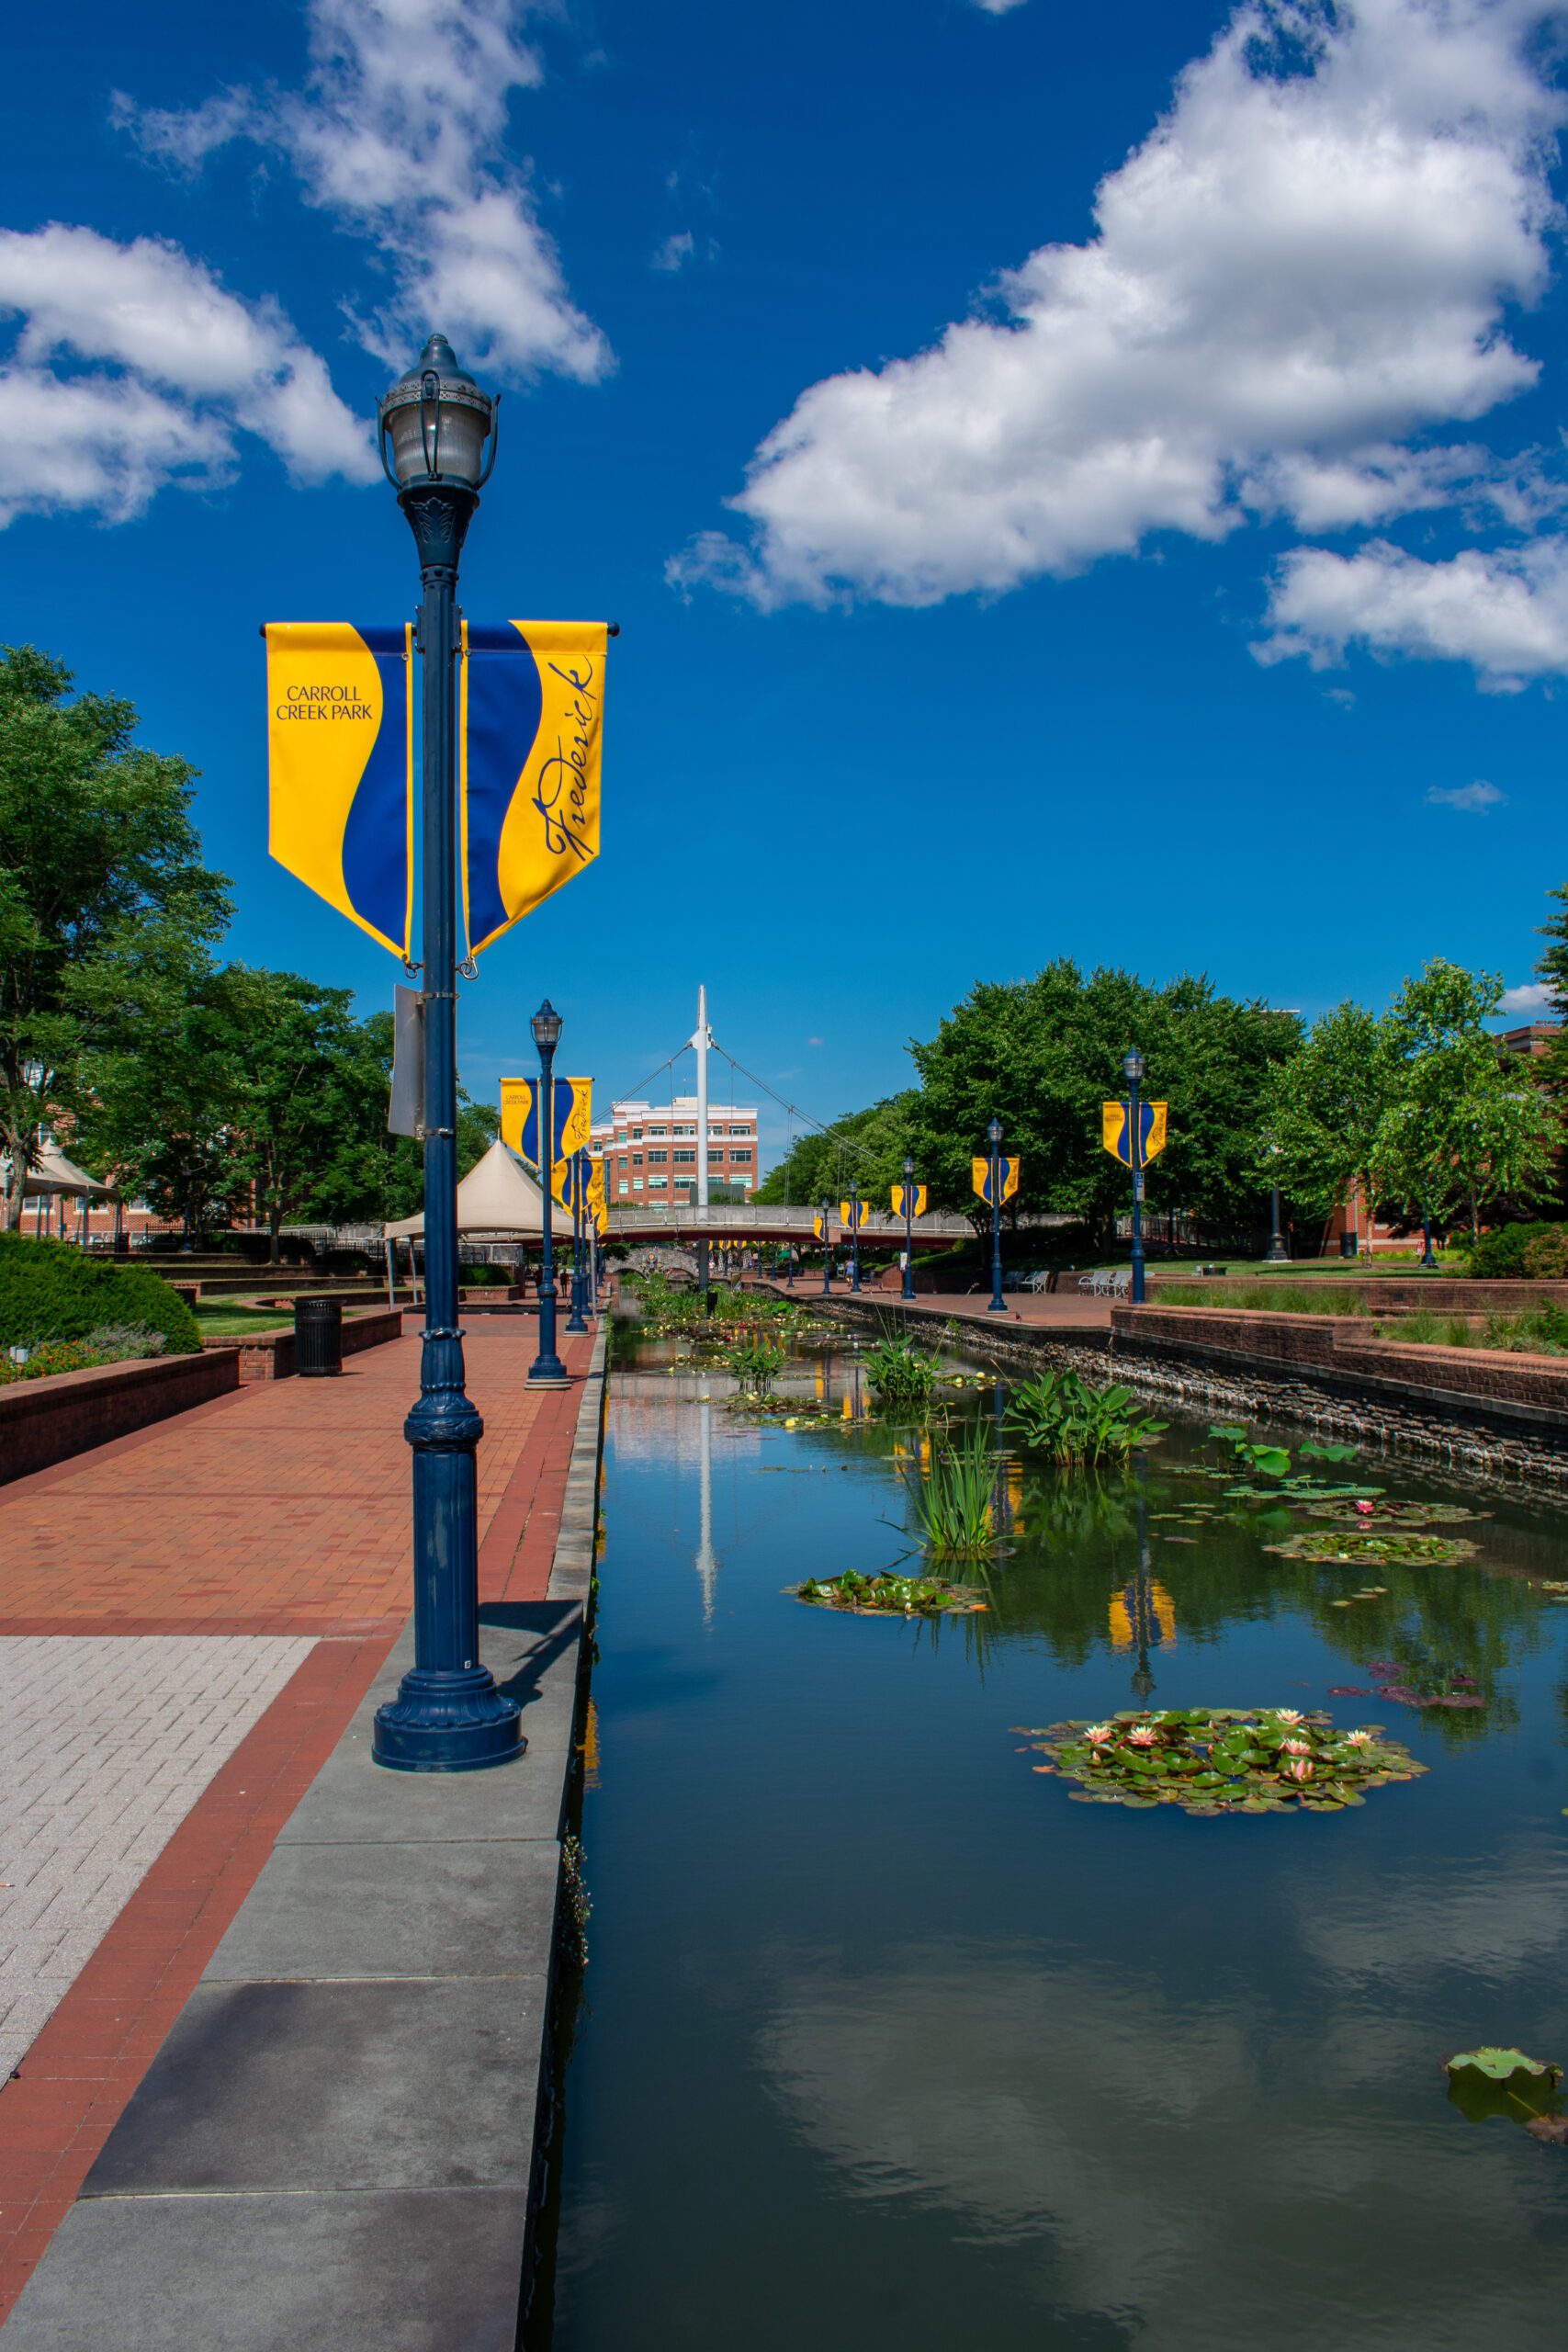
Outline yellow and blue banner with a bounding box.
[1101,1100,1168,1168]
[891,1182,927,1220]
[500,1076,593,1170]
[840,1198,872,1229]
[265,623,412,956]
[972,1156,1020,1206]
[461,621,607,958]
[813,1214,825,1240]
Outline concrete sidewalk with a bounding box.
[0,1317,602,2334]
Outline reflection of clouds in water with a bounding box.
[1288,1837,1568,1989]
[754,1939,1563,2348]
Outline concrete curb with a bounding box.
[549,1319,608,1602]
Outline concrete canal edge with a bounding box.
[0,1323,610,2352]
[800,1294,1568,1482]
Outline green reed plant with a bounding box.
[905,1422,1003,1557]
[723,1337,787,1395]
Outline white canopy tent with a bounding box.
[381,1140,552,1305]
[6,1137,118,1241]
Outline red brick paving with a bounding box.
[0,1317,595,2326]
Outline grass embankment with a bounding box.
[194,1304,297,1337]
[1152,1279,1568,1357]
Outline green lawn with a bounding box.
[194,1303,294,1336]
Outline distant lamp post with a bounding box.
[901,1153,917,1303]
[370,334,519,1774]
[1266,1145,1289,1264]
[1122,1047,1146,1305]
[987,1115,1005,1315]
[528,1001,570,1386]
[566,1151,588,1333]
[849,1182,863,1294]
[1421,1214,1438,1270]
[820,1196,832,1295]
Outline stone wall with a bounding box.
[201,1306,406,1385]
[0,1350,240,1487]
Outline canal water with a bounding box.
[529,1324,1568,2350]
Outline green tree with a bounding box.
[909,963,1298,1247]
[1259,1001,1393,1231]
[754,1092,919,1209]
[0,645,231,1227]
[1372,959,1559,1243]
[76,968,247,1242]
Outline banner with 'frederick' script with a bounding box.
[461,622,607,959]
[265,624,412,956]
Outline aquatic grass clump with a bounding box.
[906,1422,1005,1557]
[1007,1369,1167,1464]
[795,1568,986,1615]
[862,1336,939,1410]
[1021,1707,1427,1814]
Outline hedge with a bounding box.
[1461,1222,1568,1280]
[0,1233,202,1354]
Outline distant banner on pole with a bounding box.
[971,1157,1020,1206]
[500,1075,593,1169]
[839,1198,871,1229]
[461,621,608,958]
[265,622,412,956]
[891,1183,927,1220]
[1101,1100,1168,1168]
[813,1214,825,1239]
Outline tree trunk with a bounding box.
[1,1116,28,1231]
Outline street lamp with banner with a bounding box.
[370,336,520,1776]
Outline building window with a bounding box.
[674,1125,695,1137]
[673,1148,696,1164]
[633,1177,643,1191]
[630,1128,643,1141]
[729,1125,750,1136]
[646,1148,668,1165]
[648,1125,668,1138]
[706,1148,727,1162]
[648,1175,669,1190]
[729,1148,753,1163]
[618,1181,629,1196]
[632,1152,642,1166]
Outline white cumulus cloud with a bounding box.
[0,224,374,526]
[120,0,608,386]
[1424,776,1507,809]
[673,0,1566,608]
[1259,537,1568,684]
[1503,979,1552,1010]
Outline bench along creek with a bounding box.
[525,1311,1568,2351]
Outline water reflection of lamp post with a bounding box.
[1128,1472,1156,1702]
[901,1154,917,1304]
[695,1395,716,1625]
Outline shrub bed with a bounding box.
[0,1232,201,1355]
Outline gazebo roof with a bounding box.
[383,1138,548,1239]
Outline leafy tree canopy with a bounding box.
[0,644,231,1227]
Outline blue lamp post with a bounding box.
[1123,1046,1146,1304]
[820,1196,832,1295]
[987,1116,1006,1314]
[566,1149,588,1332]
[849,1181,863,1294]
[901,1153,917,1303]
[370,335,521,1774]
[528,1001,570,1385]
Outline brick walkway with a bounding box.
[769,1277,1111,1330]
[0,1319,594,2326]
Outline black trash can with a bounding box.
[295,1295,344,1377]
[1339,1233,1359,1259]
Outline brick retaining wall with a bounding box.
[1112,1304,1568,1428]
[0,1350,240,1486]
[201,1306,406,1385]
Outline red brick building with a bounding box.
[592,1095,759,1205]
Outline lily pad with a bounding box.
[1018,1707,1427,1815]
[794,1570,986,1616]
[1265,1529,1477,1566]
[1446,2048,1563,2125]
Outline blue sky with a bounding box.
[6,0,1568,1168]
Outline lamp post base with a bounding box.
[372,1666,523,1772]
[1264,1240,1290,1263]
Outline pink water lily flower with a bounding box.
[1284,1757,1314,1781]
[1272,1708,1304,1725]
[1084,1724,1113,1746]
[1355,1499,1375,1516]
[1127,1726,1158,1747]
[1343,1729,1373,1747]
[1280,1736,1313,1756]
